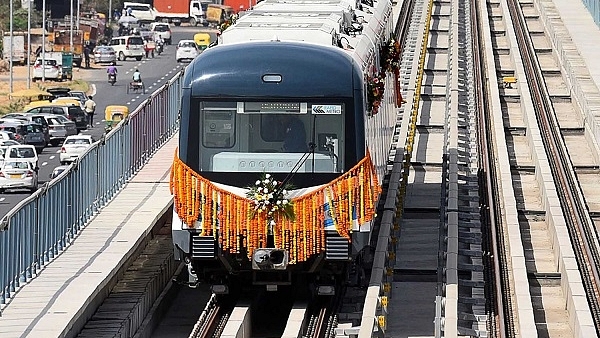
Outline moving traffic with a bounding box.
[0,25,218,218]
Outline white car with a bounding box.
[176,40,199,63]
[0,160,38,193]
[151,23,172,45]
[32,58,60,81]
[60,135,94,164]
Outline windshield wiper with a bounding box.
[275,142,316,196]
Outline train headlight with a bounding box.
[252,248,289,270]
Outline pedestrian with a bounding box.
[84,96,97,128]
[83,45,91,68]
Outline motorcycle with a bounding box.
[156,41,164,55]
[108,73,117,86]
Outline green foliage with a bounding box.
[0,99,26,116]
[0,0,43,31]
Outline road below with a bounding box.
[0,26,219,218]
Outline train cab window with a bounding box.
[198,101,345,173]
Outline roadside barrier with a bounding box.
[0,70,183,310]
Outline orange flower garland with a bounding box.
[169,149,381,263]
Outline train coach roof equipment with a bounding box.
[184,41,362,98]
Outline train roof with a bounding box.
[221,12,343,45]
[219,0,392,70]
[252,0,359,12]
[184,41,361,98]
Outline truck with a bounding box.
[153,0,208,26]
[49,30,84,68]
[212,0,258,13]
[2,35,26,64]
[50,20,98,68]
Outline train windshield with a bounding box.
[199,101,345,173]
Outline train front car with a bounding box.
[170,0,399,295]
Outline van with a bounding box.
[4,145,39,169]
[110,35,145,61]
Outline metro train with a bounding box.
[170,0,402,295]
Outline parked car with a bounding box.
[151,22,172,45]
[176,40,199,63]
[60,135,94,164]
[0,121,46,152]
[93,45,117,64]
[32,58,60,81]
[68,90,89,105]
[0,160,38,193]
[0,140,20,147]
[0,131,18,141]
[4,145,38,169]
[46,87,72,98]
[110,35,145,61]
[49,165,70,180]
[43,114,78,146]
[3,113,51,146]
[24,102,88,131]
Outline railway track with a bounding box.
[477,0,599,336]
[73,0,600,337]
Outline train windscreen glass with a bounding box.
[199,101,345,173]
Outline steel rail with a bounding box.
[506,0,600,333]
[470,0,509,336]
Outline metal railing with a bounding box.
[0,70,183,310]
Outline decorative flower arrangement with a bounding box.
[380,36,401,75]
[170,149,381,263]
[366,70,387,115]
[219,15,238,33]
[246,173,295,234]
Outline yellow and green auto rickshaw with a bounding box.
[194,32,211,51]
[104,105,129,131]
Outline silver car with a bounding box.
[93,46,117,64]
[42,114,78,146]
[0,160,38,193]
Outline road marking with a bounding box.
[148,86,153,90]
[49,156,55,160]
[153,82,157,86]
[161,76,165,80]
[131,98,136,102]
[56,149,61,153]
[0,198,4,202]
[42,162,48,166]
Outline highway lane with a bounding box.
[0,26,214,218]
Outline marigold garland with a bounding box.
[169,149,381,263]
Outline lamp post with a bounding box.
[77,0,80,30]
[42,0,46,81]
[27,0,31,88]
[9,0,13,95]
[70,0,74,53]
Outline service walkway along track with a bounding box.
[479,0,597,336]
[0,136,178,338]
[385,0,485,336]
